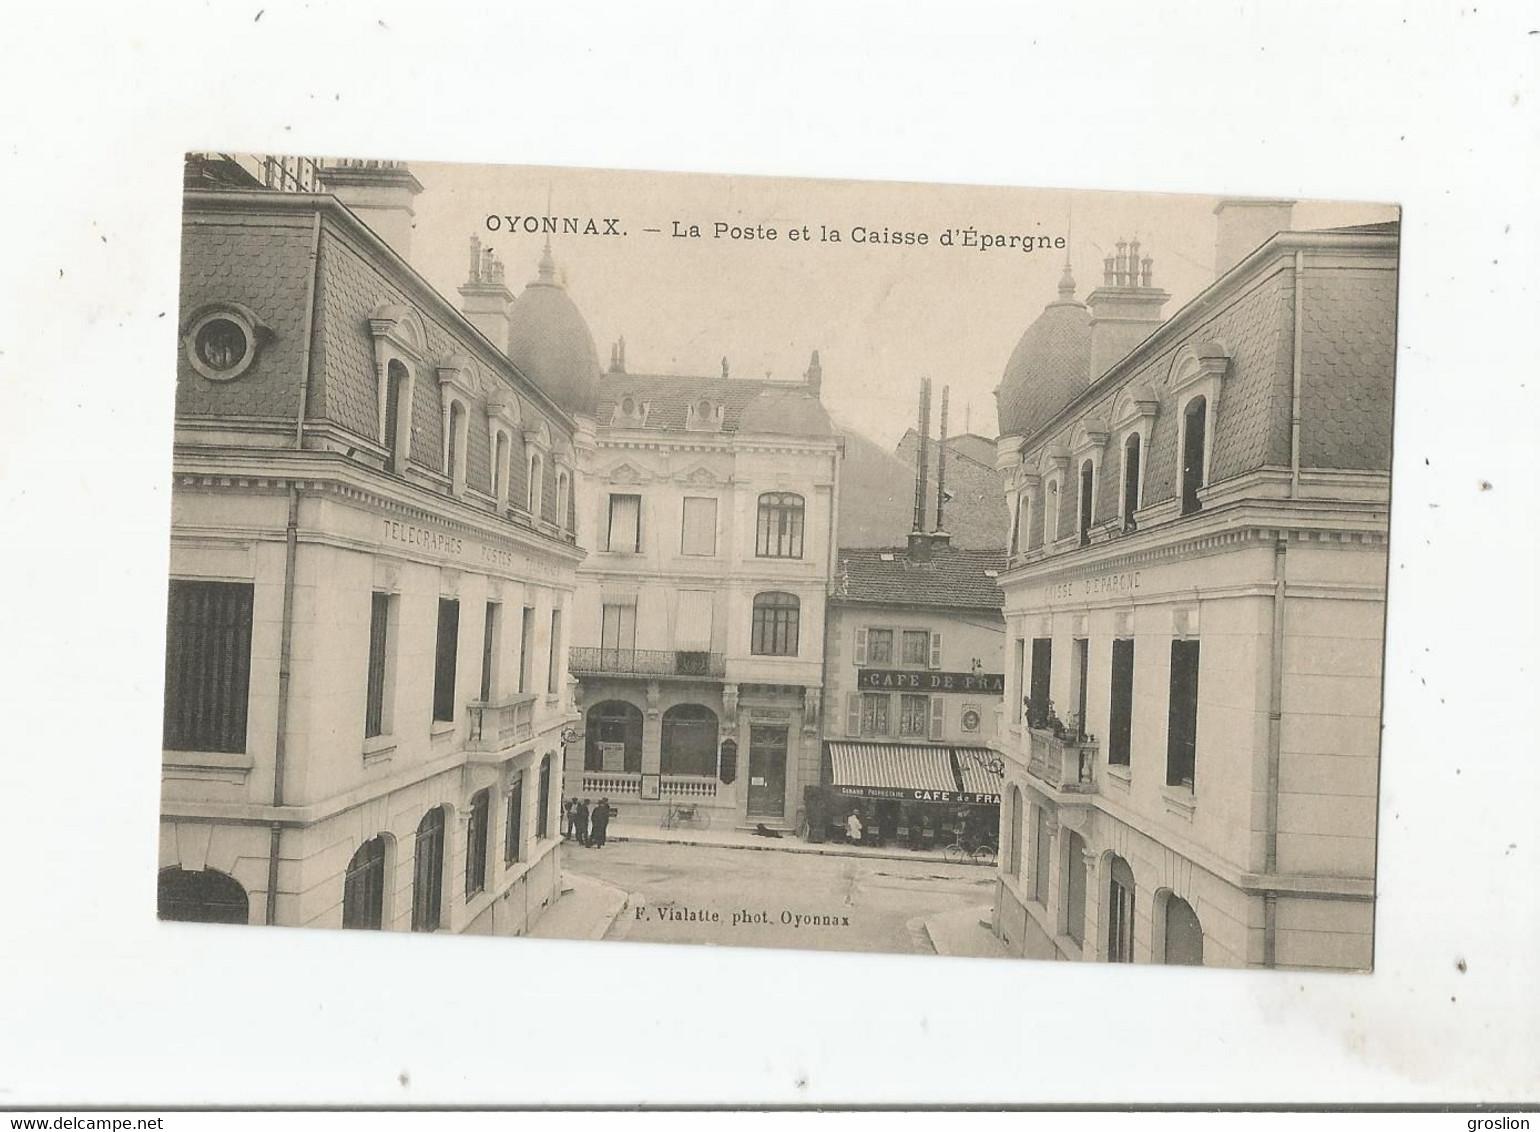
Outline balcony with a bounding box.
[1026,728,1099,796]
[577,772,720,800]
[569,647,726,681]
[466,694,537,754]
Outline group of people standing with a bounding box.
[564,796,614,848]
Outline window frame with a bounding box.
[606,492,642,554]
[680,495,719,557]
[750,591,800,657]
[163,579,255,754]
[465,788,490,898]
[432,597,461,725]
[755,492,806,559]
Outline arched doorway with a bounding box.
[1106,855,1136,962]
[1163,895,1204,966]
[342,835,388,930]
[157,867,248,924]
[412,807,446,933]
[661,704,718,776]
[585,700,643,773]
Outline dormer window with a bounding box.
[445,399,469,496]
[613,396,649,428]
[528,451,545,518]
[686,398,722,431]
[1078,458,1095,546]
[1181,397,1207,515]
[1167,341,1230,518]
[183,302,266,382]
[1122,433,1142,528]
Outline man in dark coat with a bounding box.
[589,797,612,849]
[575,798,591,847]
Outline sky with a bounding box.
[404,162,1397,449]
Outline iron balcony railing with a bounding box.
[569,647,725,680]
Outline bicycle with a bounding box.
[659,802,712,831]
[943,831,998,867]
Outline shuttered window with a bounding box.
[1166,639,1200,788]
[536,755,552,839]
[504,776,524,865]
[433,598,460,723]
[1028,638,1052,726]
[342,836,386,930]
[411,807,445,933]
[163,580,254,753]
[547,609,563,695]
[860,693,891,736]
[899,694,928,737]
[465,789,489,897]
[1108,638,1134,766]
[680,496,717,556]
[901,630,929,667]
[607,493,641,552]
[928,696,945,740]
[365,593,391,738]
[601,602,637,652]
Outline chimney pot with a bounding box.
[318,160,424,262]
[1213,198,1295,277]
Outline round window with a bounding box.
[195,318,248,371]
[621,397,636,415]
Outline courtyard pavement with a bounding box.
[589,817,983,866]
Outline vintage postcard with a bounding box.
[161,154,1397,970]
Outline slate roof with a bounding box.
[596,372,804,432]
[834,546,1007,612]
[994,297,1093,439]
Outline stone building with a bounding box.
[159,156,583,934]
[989,204,1396,970]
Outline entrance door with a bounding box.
[746,725,788,818]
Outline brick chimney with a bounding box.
[1213,198,1295,277]
[1084,238,1169,379]
[458,236,513,350]
[318,159,424,261]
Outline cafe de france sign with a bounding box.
[856,669,1005,695]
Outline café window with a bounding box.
[750,591,799,656]
[756,492,805,558]
[899,693,928,737]
[866,628,894,665]
[902,630,931,667]
[860,692,891,737]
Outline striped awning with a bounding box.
[827,742,958,793]
[953,747,1003,796]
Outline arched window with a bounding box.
[157,867,249,924]
[756,492,805,558]
[411,807,446,933]
[1078,459,1095,546]
[1063,830,1087,944]
[446,400,468,495]
[1107,855,1136,962]
[493,430,511,508]
[751,591,800,656]
[661,704,719,777]
[342,836,387,930]
[585,700,643,773]
[1122,432,1142,528]
[384,360,410,473]
[537,753,553,839]
[1008,787,1024,878]
[528,451,544,517]
[556,471,570,531]
[1181,396,1207,515]
[1163,894,1205,966]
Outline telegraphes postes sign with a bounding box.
[856,669,1004,695]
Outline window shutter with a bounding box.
[929,697,944,740]
[929,631,943,669]
[846,692,861,737]
[854,627,868,666]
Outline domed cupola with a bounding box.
[505,241,602,417]
[993,258,1092,440]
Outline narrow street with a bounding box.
[563,840,997,955]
